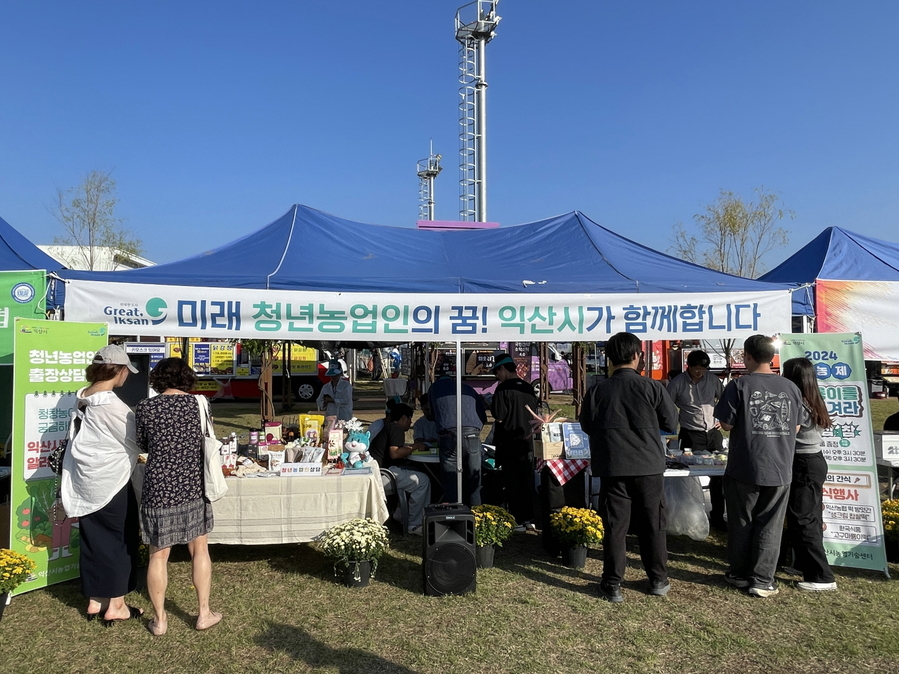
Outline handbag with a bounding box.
[49,403,83,476]
[196,394,229,502]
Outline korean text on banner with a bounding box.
[64,279,793,341]
[780,332,889,575]
[9,318,109,595]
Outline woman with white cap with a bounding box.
[61,344,143,624]
[316,359,353,421]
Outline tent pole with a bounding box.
[455,340,463,505]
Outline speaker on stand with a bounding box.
[422,504,477,596]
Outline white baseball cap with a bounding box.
[92,344,139,374]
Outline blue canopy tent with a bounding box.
[0,215,63,273]
[60,204,801,340]
[761,227,899,360]
[62,204,805,293]
[0,214,64,310]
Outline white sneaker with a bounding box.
[797,581,837,592]
[524,522,537,531]
[513,525,526,533]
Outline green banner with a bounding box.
[780,332,889,575]
[9,318,108,595]
[0,271,48,448]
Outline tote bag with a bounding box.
[196,394,228,502]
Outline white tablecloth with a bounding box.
[133,463,388,545]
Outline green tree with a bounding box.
[670,186,793,279]
[52,169,143,270]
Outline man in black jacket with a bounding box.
[579,332,678,602]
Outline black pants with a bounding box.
[78,482,140,598]
[495,443,535,525]
[599,474,667,585]
[786,452,834,583]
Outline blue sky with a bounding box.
[2,1,897,268]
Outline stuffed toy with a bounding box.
[341,419,371,469]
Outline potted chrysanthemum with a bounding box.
[881,499,899,563]
[314,518,390,587]
[549,507,604,569]
[0,549,36,620]
[471,505,516,568]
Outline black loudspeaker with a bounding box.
[422,504,477,596]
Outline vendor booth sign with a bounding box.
[780,332,889,576]
[8,319,108,595]
[65,280,792,341]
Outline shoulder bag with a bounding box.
[49,402,83,476]
[195,394,229,502]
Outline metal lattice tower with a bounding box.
[455,1,500,222]
[417,143,442,221]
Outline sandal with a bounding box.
[102,605,143,626]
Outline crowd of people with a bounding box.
[579,332,839,602]
[60,346,221,634]
[55,333,861,623]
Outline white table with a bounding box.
[133,463,388,545]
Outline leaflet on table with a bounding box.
[561,423,591,459]
[780,332,889,575]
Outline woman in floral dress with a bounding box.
[136,357,222,635]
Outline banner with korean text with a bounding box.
[65,279,793,341]
[9,318,108,595]
[1,270,47,445]
[780,332,889,575]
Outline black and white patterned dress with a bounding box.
[136,394,213,547]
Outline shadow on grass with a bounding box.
[256,621,419,673]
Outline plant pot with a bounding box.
[340,560,372,588]
[476,544,495,569]
[562,544,588,569]
[0,593,8,622]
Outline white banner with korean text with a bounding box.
[65,280,793,341]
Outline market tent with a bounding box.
[61,204,800,340]
[0,215,63,273]
[760,227,899,359]
[62,204,803,295]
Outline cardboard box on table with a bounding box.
[534,423,565,459]
[280,445,329,477]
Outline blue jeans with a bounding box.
[438,427,482,507]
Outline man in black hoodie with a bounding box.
[579,332,678,602]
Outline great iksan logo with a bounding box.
[103,298,167,326]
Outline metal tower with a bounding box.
[455,1,500,222]
[417,143,442,221]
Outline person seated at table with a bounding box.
[369,397,401,440]
[369,403,430,534]
[412,393,439,445]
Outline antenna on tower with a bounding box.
[417,141,442,221]
[455,0,500,222]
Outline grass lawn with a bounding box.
[1,395,897,673]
